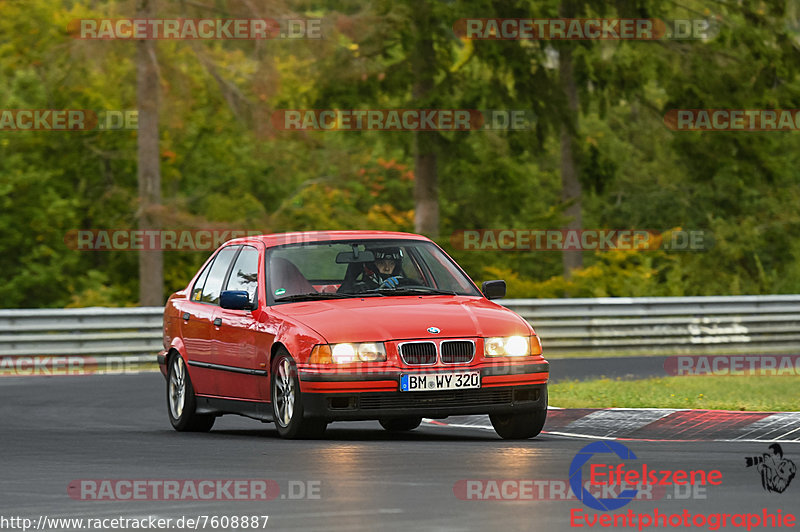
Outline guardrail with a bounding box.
[0,307,164,358]
[508,295,800,356]
[0,295,798,358]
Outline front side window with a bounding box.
[225,245,260,305]
[191,260,213,302]
[199,245,240,305]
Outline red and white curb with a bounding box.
[423,408,800,442]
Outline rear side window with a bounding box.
[225,245,259,304]
[198,246,240,305]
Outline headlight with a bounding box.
[332,343,356,363]
[484,336,531,357]
[310,342,387,364]
[355,342,386,362]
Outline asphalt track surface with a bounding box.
[548,356,669,381]
[1,374,799,532]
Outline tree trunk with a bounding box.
[136,0,163,305]
[413,139,438,237]
[558,7,582,278]
[412,0,439,238]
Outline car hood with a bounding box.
[273,296,532,343]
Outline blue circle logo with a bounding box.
[427,327,440,334]
[569,441,639,511]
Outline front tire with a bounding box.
[379,417,422,432]
[490,407,547,440]
[167,354,215,432]
[271,349,327,439]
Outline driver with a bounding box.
[362,247,405,289]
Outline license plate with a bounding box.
[400,371,480,392]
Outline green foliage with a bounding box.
[1,0,800,307]
[484,246,668,298]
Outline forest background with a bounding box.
[2,0,799,308]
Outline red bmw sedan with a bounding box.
[158,231,549,439]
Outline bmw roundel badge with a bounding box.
[427,327,440,334]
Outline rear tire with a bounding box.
[379,417,422,432]
[271,349,327,439]
[167,354,215,432]
[490,407,547,440]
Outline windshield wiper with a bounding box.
[274,292,384,302]
[371,287,458,296]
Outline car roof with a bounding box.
[224,230,432,248]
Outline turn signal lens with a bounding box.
[531,334,543,355]
[309,344,332,364]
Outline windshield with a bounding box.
[266,239,481,303]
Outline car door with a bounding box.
[181,245,240,396]
[212,244,272,400]
[175,254,215,394]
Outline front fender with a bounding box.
[269,308,327,365]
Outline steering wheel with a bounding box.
[377,276,419,289]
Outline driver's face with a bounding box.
[375,259,395,274]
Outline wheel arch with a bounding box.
[270,341,290,367]
[166,347,181,364]
[165,346,203,387]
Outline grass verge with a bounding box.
[549,376,800,411]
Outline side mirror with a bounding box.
[481,280,506,300]
[220,290,254,310]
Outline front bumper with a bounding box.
[157,351,168,378]
[301,383,547,421]
[298,361,548,421]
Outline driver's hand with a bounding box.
[379,276,401,288]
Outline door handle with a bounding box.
[213,318,222,327]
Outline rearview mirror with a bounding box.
[220,290,254,310]
[335,250,376,263]
[481,280,506,300]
